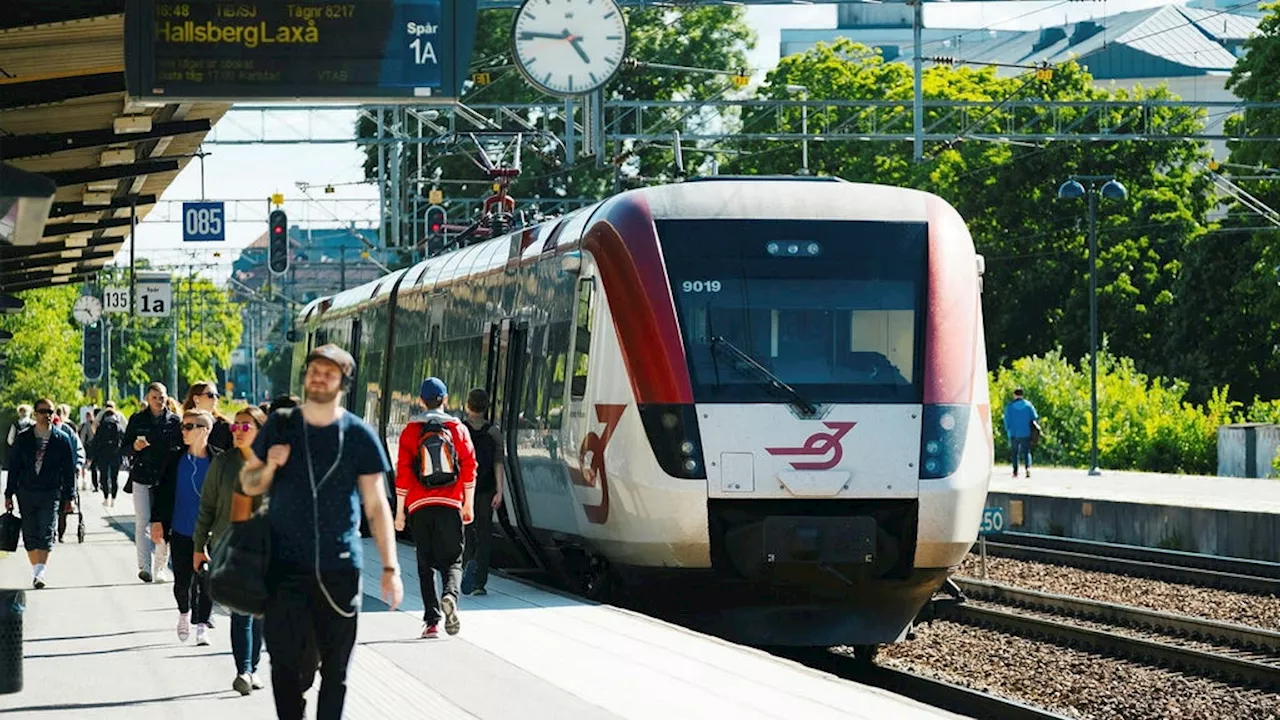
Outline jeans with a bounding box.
[170,533,212,622]
[1010,437,1032,472]
[264,569,360,720]
[100,461,120,501]
[461,492,495,594]
[231,612,264,675]
[410,505,463,624]
[132,484,169,574]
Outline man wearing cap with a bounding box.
[240,343,403,720]
[394,377,476,639]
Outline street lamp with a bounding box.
[785,84,810,175]
[1057,175,1128,476]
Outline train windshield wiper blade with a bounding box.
[710,335,816,416]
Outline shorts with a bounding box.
[18,489,58,551]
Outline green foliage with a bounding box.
[0,286,87,412]
[991,349,1242,474]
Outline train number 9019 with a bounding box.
[681,280,722,293]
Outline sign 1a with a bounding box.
[136,278,172,317]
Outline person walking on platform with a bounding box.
[194,405,268,696]
[151,409,217,645]
[240,344,403,720]
[460,388,503,597]
[6,404,34,449]
[92,402,126,507]
[183,381,233,455]
[52,405,85,543]
[395,377,476,639]
[1003,387,1040,478]
[4,398,76,588]
[79,407,98,492]
[123,382,183,583]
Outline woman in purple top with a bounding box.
[150,409,215,645]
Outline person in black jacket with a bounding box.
[3,398,76,589]
[91,402,126,506]
[121,382,183,583]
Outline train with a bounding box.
[290,176,994,648]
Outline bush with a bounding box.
[990,349,1245,475]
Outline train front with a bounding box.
[601,178,993,647]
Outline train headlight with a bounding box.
[638,404,706,480]
[806,242,821,256]
[683,458,699,472]
[766,242,780,255]
[924,458,940,474]
[925,440,940,455]
[919,404,971,480]
[680,440,695,455]
[939,412,956,431]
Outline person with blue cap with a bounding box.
[394,376,477,639]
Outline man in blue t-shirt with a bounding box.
[241,344,403,720]
[1002,387,1039,478]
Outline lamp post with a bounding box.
[1057,175,1128,476]
[785,84,810,175]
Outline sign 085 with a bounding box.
[183,202,225,241]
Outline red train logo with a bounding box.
[765,422,857,471]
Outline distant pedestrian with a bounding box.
[1003,387,1039,478]
[91,402,126,507]
[240,344,402,720]
[6,404,33,448]
[194,406,268,696]
[395,377,476,639]
[461,388,503,597]
[3,398,76,588]
[52,405,85,543]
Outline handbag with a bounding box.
[0,512,20,553]
[208,499,271,617]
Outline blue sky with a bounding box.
[125,6,838,273]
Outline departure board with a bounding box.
[124,0,478,101]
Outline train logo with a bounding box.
[765,422,857,470]
[571,403,626,524]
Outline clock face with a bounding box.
[73,296,102,325]
[511,0,627,96]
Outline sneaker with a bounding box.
[177,612,191,642]
[1025,470,1031,478]
[441,594,460,636]
[155,568,174,584]
[32,572,46,590]
[471,587,488,596]
[195,623,209,646]
[1012,470,1019,477]
[233,673,252,696]
[138,569,153,583]
[422,623,439,639]
[250,673,265,690]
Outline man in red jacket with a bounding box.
[394,377,476,639]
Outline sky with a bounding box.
[121,5,838,275]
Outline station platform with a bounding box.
[987,465,1280,562]
[0,491,961,719]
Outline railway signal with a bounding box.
[83,321,103,381]
[268,209,289,274]
[426,204,447,239]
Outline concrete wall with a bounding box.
[1218,424,1280,479]
[986,492,1280,562]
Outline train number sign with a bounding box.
[979,506,1006,535]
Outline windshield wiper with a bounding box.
[710,335,817,417]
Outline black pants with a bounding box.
[463,491,496,592]
[170,533,212,622]
[264,569,360,720]
[100,461,120,500]
[410,505,463,624]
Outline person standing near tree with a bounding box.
[1003,387,1040,478]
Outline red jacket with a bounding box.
[396,412,477,515]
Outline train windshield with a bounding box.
[658,219,926,405]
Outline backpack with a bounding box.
[414,415,460,489]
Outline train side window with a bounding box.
[570,277,594,399]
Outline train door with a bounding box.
[485,318,545,570]
[347,318,363,414]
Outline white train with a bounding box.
[292,177,994,648]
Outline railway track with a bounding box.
[779,648,1075,720]
[941,578,1280,690]
[980,532,1280,595]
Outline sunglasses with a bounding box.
[202,392,218,399]
[230,422,257,432]
[35,408,53,416]
[181,423,211,431]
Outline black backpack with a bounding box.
[414,415,460,489]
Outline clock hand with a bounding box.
[569,36,590,63]
[518,29,571,40]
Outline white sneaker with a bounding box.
[32,570,46,590]
[195,623,209,646]
[154,568,174,584]
[233,673,252,696]
[177,612,190,642]
[250,673,265,690]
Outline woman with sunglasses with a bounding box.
[183,381,232,455]
[193,406,267,695]
[150,409,217,646]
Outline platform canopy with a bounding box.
[0,2,228,292]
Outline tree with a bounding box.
[0,285,86,411]
[358,6,756,254]
[727,40,1213,385]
